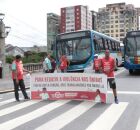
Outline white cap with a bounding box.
[94,54,98,57]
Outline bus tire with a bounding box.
[129,69,133,75]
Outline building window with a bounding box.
[120,29,124,32]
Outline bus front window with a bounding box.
[135,37,140,55]
[56,38,91,62]
[126,37,136,56]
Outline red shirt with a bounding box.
[12,60,24,80]
[60,56,68,70]
[101,57,115,78]
[93,58,101,71]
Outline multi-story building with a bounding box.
[96,3,139,41]
[47,13,60,54]
[60,5,92,33]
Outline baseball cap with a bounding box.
[94,54,98,57]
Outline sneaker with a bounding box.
[16,99,20,102]
[114,98,119,104]
[25,97,30,100]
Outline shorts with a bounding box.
[107,78,116,89]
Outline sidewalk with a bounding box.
[0,71,43,94]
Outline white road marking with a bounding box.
[115,68,126,76]
[86,102,128,130]
[0,100,70,130]
[136,118,140,130]
[108,91,140,95]
[0,98,19,106]
[35,101,96,130]
[0,100,40,117]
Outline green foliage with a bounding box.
[6,56,14,64]
[6,52,47,64]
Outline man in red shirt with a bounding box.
[101,50,119,104]
[11,55,30,101]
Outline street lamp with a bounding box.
[0,13,5,21]
[0,13,11,78]
[5,26,11,36]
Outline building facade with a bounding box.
[47,13,60,54]
[96,3,139,41]
[60,5,92,33]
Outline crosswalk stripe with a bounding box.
[0,98,17,106]
[0,100,70,130]
[35,101,96,130]
[108,91,140,95]
[86,102,128,130]
[136,118,140,130]
[0,100,40,117]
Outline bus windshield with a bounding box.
[56,38,91,62]
[126,37,140,56]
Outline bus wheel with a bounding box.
[129,69,133,75]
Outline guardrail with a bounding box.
[23,63,43,72]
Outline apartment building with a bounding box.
[96,3,139,41]
[60,5,92,33]
[47,13,60,54]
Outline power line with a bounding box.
[9,34,46,45]
[6,13,46,37]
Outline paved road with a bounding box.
[0,71,43,93]
[1,67,140,130]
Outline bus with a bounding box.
[55,30,122,72]
[123,30,140,74]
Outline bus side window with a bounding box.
[93,37,98,51]
[108,40,112,50]
[105,39,109,50]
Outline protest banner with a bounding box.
[31,73,107,103]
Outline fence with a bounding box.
[3,63,43,79]
[23,63,43,72]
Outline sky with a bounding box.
[0,0,140,47]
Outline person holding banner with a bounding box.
[101,50,119,104]
[11,55,30,102]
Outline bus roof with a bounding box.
[57,30,121,43]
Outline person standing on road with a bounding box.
[101,49,119,104]
[11,55,30,101]
[0,60,2,78]
[44,54,52,73]
[93,54,101,73]
[59,55,69,73]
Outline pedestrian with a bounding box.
[50,56,56,73]
[59,55,69,73]
[0,60,2,78]
[44,54,52,73]
[101,49,119,104]
[11,55,30,101]
[93,54,101,73]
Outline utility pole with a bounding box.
[0,13,11,78]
